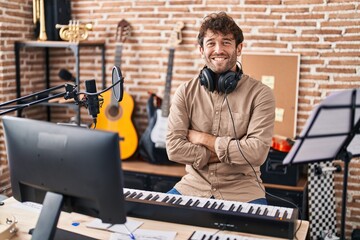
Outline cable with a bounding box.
[223,92,303,239]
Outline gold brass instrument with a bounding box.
[56,20,93,42]
[33,0,47,41]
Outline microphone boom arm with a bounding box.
[0,83,79,116]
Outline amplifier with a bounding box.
[261,148,300,186]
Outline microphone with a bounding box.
[59,69,76,82]
[85,79,100,124]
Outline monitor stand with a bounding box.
[29,228,98,240]
[28,191,98,240]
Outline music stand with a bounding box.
[283,88,360,240]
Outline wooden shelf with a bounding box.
[121,159,307,191]
[122,159,186,178]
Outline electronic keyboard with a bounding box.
[123,188,298,239]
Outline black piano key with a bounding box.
[218,202,224,210]
[185,199,193,206]
[210,202,217,209]
[215,236,219,240]
[283,211,288,219]
[168,196,177,204]
[204,201,211,208]
[193,199,200,207]
[229,204,235,211]
[134,192,143,199]
[255,207,261,215]
[275,209,280,218]
[161,196,170,203]
[249,206,254,214]
[263,208,268,216]
[128,192,137,198]
[236,205,242,212]
[151,194,160,201]
[208,235,213,240]
[201,234,206,240]
[144,194,153,200]
[174,197,183,205]
[124,191,130,197]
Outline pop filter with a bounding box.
[112,66,124,102]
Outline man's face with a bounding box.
[199,30,242,74]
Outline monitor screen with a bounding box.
[2,116,126,239]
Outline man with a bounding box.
[166,12,275,204]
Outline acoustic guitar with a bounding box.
[96,19,138,160]
[139,22,184,164]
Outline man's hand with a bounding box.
[187,130,220,163]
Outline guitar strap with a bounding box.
[307,161,337,239]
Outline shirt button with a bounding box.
[212,188,217,191]
[210,172,214,175]
[215,111,219,115]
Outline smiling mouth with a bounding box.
[212,57,227,62]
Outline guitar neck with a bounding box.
[161,48,175,118]
[115,45,123,68]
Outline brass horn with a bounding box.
[33,0,47,41]
[56,20,93,42]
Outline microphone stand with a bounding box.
[0,83,80,116]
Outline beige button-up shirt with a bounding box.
[166,74,275,202]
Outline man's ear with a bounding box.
[199,45,204,57]
[237,43,243,57]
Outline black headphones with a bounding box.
[199,63,243,94]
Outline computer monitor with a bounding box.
[2,116,126,240]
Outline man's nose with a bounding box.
[214,43,224,53]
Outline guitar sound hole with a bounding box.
[106,105,123,121]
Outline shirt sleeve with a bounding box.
[214,86,275,169]
[166,84,211,169]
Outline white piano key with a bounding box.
[240,203,252,213]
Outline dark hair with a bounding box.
[197,12,244,48]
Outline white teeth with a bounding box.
[214,57,225,61]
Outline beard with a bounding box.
[205,51,238,74]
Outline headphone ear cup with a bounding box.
[199,68,215,92]
[218,71,238,94]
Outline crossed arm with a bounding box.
[187,130,220,164]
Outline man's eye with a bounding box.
[206,42,215,47]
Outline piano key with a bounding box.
[240,204,251,214]
[277,208,286,218]
[218,202,224,210]
[203,200,211,208]
[185,198,193,206]
[174,197,183,205]
[144,194,153,200]
[168,196,177,204]
[150,194,160,201]
[134,192,143,199]
[193,199,200,207]
[128,192,137,198]
[161,195,170,203]
[286,208,294,219]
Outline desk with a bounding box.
[0,197,308,240]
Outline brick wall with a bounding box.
[0,0,359,237]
